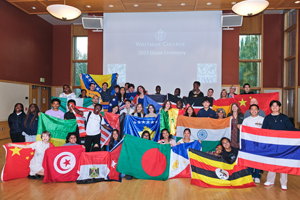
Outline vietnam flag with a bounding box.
[43,145,85,183]
[234,92,279,115]
[116,135,171,180]
[212,98,236,117]
[1,142,35,182]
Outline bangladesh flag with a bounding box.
[52,97,93,113]
[116,135,171,180]
[37,113,77,146]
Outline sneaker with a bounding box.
[27,175,41,179]
[281,185,287,190]
[254,178,260,184]
[264,181,274,186]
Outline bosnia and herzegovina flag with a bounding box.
[188,148,255,188]
[117,135,170,181]
[123,115,160,141]
[234,92,279,115]
[81,73,118,96]
[143,95,162,114]
[176,116,231,152]
[37,113,77,146]
[52,97,93,113]
[212,98,236,117]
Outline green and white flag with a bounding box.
[51,97,93,113]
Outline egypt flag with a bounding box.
[188,148,255,188]
[37,113,77,146]
[117,135,171,180]
[1,142,35,182]
[183,97,214,113]
[52,97,93,113]
[176,116,231,152]
[234,92,279,115]
[169,140,201,179]
[43,145,85,183]
[77,151,111,184]
[212,98,235,117]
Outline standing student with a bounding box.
[73,104,112,151]
[100,74,118,102]
[79,74,101,98]
[141,131,151,140]
[88,95,100,109]
[227,103,244,148]
[228,85,237,98]
[262,100,299,190]
[197,97,216,118]
[59,84,76,98]
[22,104,39,142]
[184,106,197,117]
[242,104,264,184]
[120,100,134,115]
[107,129,121,151]
[243,98,266,119]
[136,85,146,105]
[241,83,254,94]
[64,100,80,144]
[45,98,65,119]
[177,128,199,144]
[220,137,238,164]
[176,99,184,110]
[158,129,176,146]
[206,88,214,98]
[155,85,161,95]
[145,104,157,118]
[207,145,222,157]
[118,87,127,105]
[79,89,89,98]
[132,103,144,118]
[174,88,181,98]
[111,105,119,114]
[220,89,228,99]
[188,81,204,97]
[216,108,226,119]
[8,103,26,142]
[125,82,130,92]
[63,132,79,146]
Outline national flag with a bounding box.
[37,113,77,147]
[183,97,214,113]
[234,92,279,115]
[123,115,160,141]
[51,97,93,113]
[212,98,236,117]
[176,116,231,152]
[167,93,182,108]
[148,94,166,106]
[43,145,85,183]
[168,108,185,135]
[126,92,138,102]
[143,95,162,114]
[1,142,35,182]
[76,151,111,184]
[188,148,255,188]
[160,108,170,133]
[116,135,171,180]
[108,96,119,112]
[169,140,201,179]
[101,102,110,112]
[81,73,118,96]
[238,125,300,175]
[108,139,123,182]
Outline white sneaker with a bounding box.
[254,178,260,184]
[264,181,274,186]
[281,185,287,190]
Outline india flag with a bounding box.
[176,116,231,152]
[52,97,93,113]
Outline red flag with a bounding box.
[1,142,35,182]
[109,140,123,182]
[234,93,279,115]
[212,98,236,116]
[42,145,85,183]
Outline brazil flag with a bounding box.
[116,135,171,180]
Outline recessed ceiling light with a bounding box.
[109,5,114,7]
[32,7,36,9]
[295,1,300,3]
[133,4,138,7]
[181,3,186,6]
[207,2,212,5]
[157,3,162,6]
[231,2,236,4]
[86,5,91,8]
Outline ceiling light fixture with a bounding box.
[295,1,300,3]
[47,0,81,20]
[232,0,269,16]
[181,3,186,6]
[133,4,139,7]
[32,7,36,9]
[109,5,114,7]
[157,3,162,6]
[207,2,212,5]
[86,5,91,8]
[231,2,236,4]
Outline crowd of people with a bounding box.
[7,79,299,190]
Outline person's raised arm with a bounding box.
[8,143,32,148]
[108,74,118,93]
[72,106,83,116]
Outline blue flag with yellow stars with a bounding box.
[123,115,160,141]
[143,95,162,114]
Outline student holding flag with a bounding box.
[120,100,134,115]
[196,97,216,118]
[132,103,145,118]
[106,129,122,151]
[136,85,146,105]
[79,74,101,98]
[145,105,157,118]
[220,137,238,164]
[117,87,127,106]
[177,128,195,144]
[158,129,176,146]
[227,103,244,148]
[100,73,118,102]
[87,95,101,109]
[184,106,197,117]
[45,98,64,119]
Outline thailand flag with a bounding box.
[238,125,300,175]
[169,140,201,179]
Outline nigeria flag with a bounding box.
[52,97,93,113]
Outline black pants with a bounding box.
[84,134,101,152]
[10,132,25,143]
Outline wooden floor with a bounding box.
[0,138,299,200]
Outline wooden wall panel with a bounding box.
[0,121,10,140]
[240,14,262,35]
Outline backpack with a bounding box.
[84,111,103,130]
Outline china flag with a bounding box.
[234,92,279,115]
[43,145,85,183]
[1,142,35,182]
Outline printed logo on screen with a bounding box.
[155,29,166,41]
[197,129,208,140]
[215,168,229,180]
[53,152,76,174]
[197,63,217,83]
[107,64,126,83]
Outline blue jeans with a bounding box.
[248,167,261,179]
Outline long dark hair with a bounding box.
[65,132,77,143]
[118,87,126,102]
[162,100,171,110]
[229,102,242,116]
[13,103,24,113]
[160,129,173,141]
[109,129,121,150]
[24,103,39,128]
[137,85,146,95]
[184,106,196,117]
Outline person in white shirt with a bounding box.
[87,95,101,109]
[120,100,134,115]
[242,104,264,184]
[243,98,266,119]
[59,84,76,98]
[73,104,111,151]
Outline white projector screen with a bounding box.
[103,11,222,98]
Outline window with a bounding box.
[239,35,261,93]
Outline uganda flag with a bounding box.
[188,148,255,188]
[116,135,171,180]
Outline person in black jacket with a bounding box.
[22,104,39,142]
[8,103,26,142]
[188,81,204,97]
[64,100,81,144]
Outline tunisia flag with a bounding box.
[234,92,279,115]
[43,145,85,183]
